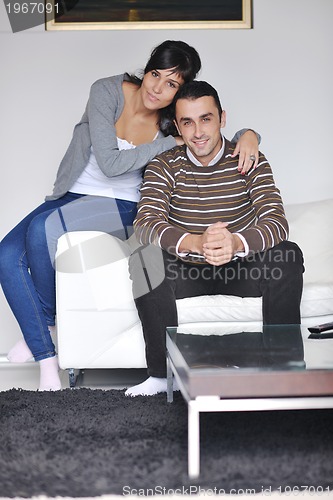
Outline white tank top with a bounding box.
[69,138,143,202]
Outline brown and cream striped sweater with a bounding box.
[134,137,288,259]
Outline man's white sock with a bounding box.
[125,376,179,397]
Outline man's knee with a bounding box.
[270,240,304,275]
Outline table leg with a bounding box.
[166,355,173,403]
[188,400,200,478]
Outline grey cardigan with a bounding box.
[45,74,176,201]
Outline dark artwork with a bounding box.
[54,0,244,23]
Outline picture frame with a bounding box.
[45,0,252,31]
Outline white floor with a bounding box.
[0,357,147,392]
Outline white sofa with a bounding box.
[55,199,333,383]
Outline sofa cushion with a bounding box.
[300,283,333,318]
[177,294,262,323]
[177,282,333,323]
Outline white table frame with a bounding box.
[166,353,333,479]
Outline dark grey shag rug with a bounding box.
[0,388,332,498]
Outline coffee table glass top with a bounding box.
[166,324,333,399]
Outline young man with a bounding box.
[126,81,304,397]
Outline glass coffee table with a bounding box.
[166,324,333,478]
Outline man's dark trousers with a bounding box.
[130,240,304,378]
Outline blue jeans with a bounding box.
[0,192,137,361]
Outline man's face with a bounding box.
[174,96,226,166]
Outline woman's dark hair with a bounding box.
[144,40,201,83]
[126,40,201,136]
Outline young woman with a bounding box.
[0,40,260,391]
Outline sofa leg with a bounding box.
[68,368,84,388]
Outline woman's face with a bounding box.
[141,69,184,110]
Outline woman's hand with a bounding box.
[231,130,259,175]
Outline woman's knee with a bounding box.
[27,209,68,270]
[27,211,61,252]
[26,213,48,248]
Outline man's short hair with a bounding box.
[173,80,223,119]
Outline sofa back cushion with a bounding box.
[285,199,333,285]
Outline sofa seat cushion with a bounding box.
[177,295,262,323]
[177,282,333,324]
[300,283,333,318]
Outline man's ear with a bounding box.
[174,120,181,136]
[220,110,227,129]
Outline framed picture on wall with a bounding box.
[45,0,252,31]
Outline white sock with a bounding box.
[7,326,56,364]
[125,376,179,397]
[48,325,56,336]
[7,339,33,363]
[39,356,62,391]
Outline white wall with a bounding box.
[0,0,332,351]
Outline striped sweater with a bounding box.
[134,137,288,259]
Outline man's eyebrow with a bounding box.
[179,116,192,123]
[200,112,214,119]
[179,112,213,122]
